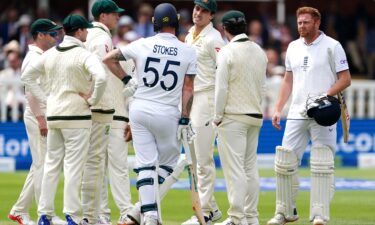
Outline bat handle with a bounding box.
[182,129,193,165]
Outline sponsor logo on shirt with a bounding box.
[301,56,309,71]
[340,59,347,64]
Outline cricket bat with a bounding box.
[328,48,350,143]
[338,92,350,143]
[182,130,206,225]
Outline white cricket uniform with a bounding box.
[21,35,107,224]
[99,60,136,219]
[277,31,349,222]
[10,45,50,215]
[185,22,224,214]
[120,33,197,219]
[215,34,267,225]
[82,22,116,223]
[282,32,349,160]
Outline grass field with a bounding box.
[1,168,375,225]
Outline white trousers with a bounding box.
[82,121,111,222]
[282,120,337,162]
[99,127,133,218]
[217,118,260,224]
[190,90,218,213]
[130,99,180,218]
[38,128,90,224]
[11,109,46,214]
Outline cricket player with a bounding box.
[8,18,66,225]
[267,7,351,225]
[103,3,197,225]
[21,14,107,225]
[213,11,267,225]
[81,1,133,224]
[183,0,225,224]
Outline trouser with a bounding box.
[82,121,111,223]
[130,99,180,220]
[190,90,218,213]
[11,109,46,214]
[38,128,90,224]
[99,127,133,218]
[217,118,260,224]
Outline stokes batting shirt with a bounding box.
[119,33,197,107]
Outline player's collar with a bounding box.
[230,33,249,43]
[28,44,44,54]
[156,32,177,39]
[59,35,85,48]
[302,31,325,46]
[189,22,214,37]
[92,21,111,37]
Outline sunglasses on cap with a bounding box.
[224,17,246,25]
[41,31,59,38]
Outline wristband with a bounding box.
[179,117,190,125]
[121,75,132,85]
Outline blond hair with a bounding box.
[296,7,321,21]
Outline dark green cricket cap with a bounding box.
[194,0,217,13]
[30,18,62,35]
[221,10,246,24]
[91,0,125,18]
[63,14,93,32]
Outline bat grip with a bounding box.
[182,129,193,165]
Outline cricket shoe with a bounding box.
[38,215,51,225]
[312,216,326,225]
[8,213,36,225]
[52,216,68,225]
[65,215,79,225]
[181,213,213,225]
[211,209,222,222]
[96,215,111,225]
[267,213,298,225]
[118,214,136,225]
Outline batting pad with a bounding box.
[310,145,334,222]
[274,146,299,219]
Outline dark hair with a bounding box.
[223,18,247,35]
[65,28,79,36]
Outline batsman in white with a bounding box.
[81,1,134,225]
[103,3,196,225]
[183,0,225,224]
[8,18,66,225]
[213,10,267,225]
[267,6,351,225]
[21,14,108,225]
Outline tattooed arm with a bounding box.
[102,49,128,80]
[181,74,195,118]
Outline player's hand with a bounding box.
[177,118,196,144]
[79,92,91,106]
[36,115,48,137]
[124,124,132,142]
[272,111,282,130]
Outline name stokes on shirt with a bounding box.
[153,44,178,56]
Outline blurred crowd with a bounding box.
[0,1,374,121]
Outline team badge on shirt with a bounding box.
[215,47,220,52]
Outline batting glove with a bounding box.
[122,78,137,98]
[177,117,196,144]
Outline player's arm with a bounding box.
[272,71,293,130]
[102,48,132,83]
[326,70,351,96]
[213,50,229,125]
[181,75,195,118]
[85,54,108,106]
[21,58,47,104]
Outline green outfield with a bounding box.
[1,168,374,225]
